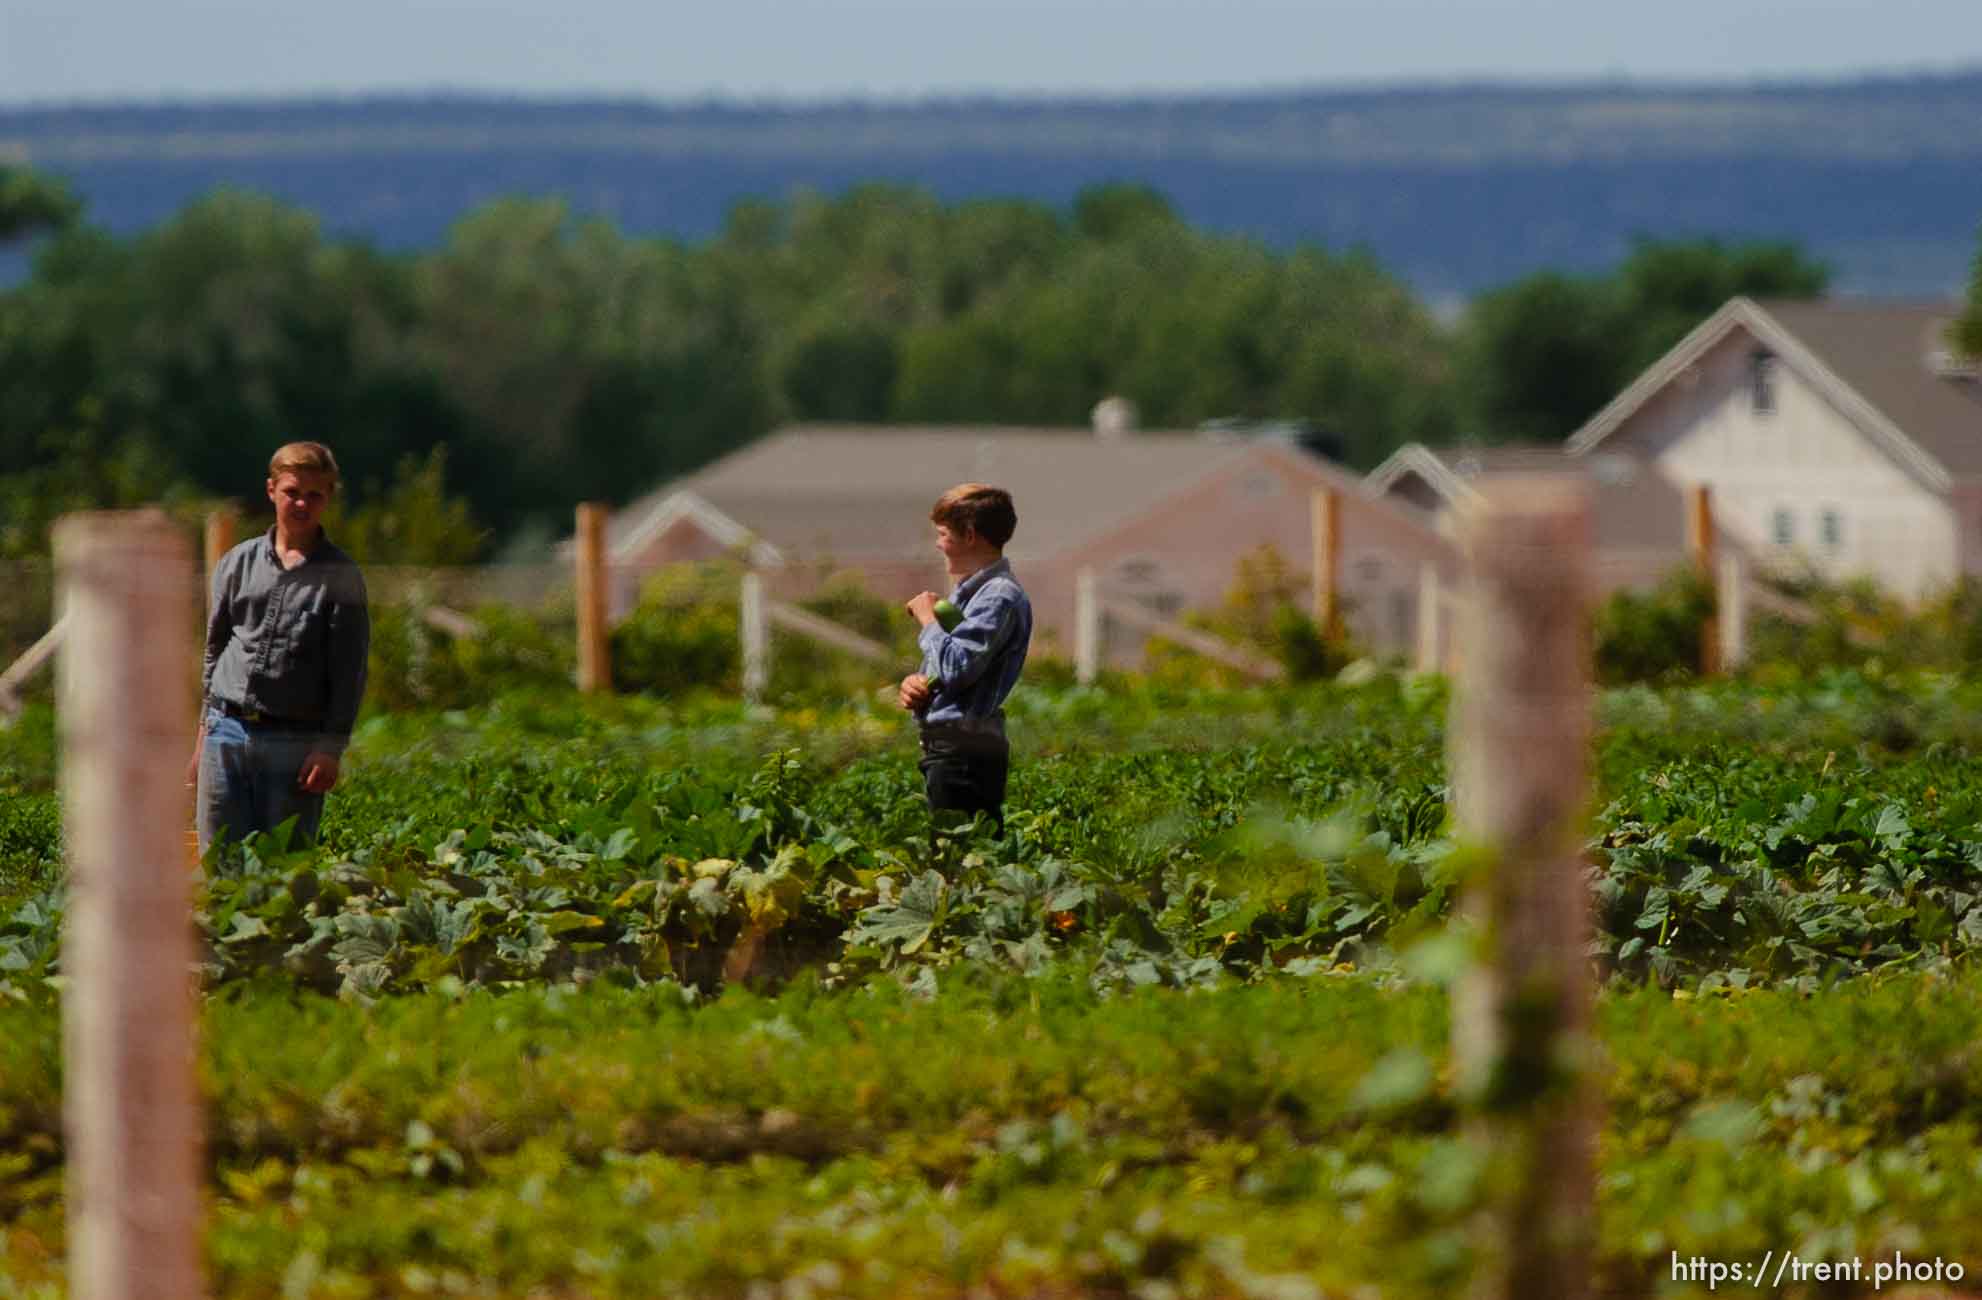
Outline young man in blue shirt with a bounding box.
[192,441,370,851]
[898,483,1032,838]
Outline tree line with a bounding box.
[4,163,1968,562]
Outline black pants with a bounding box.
[918,728,1009,839]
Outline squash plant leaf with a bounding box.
[850,870,948,955]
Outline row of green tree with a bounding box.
[3,164,1975,560]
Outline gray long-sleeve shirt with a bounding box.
[203,528,370,756]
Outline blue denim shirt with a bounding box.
[917,557,1031,735]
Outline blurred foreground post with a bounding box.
[1688,484,1720,677]
[1310,486,1342,640]
[1449,477,1597,1300]
[54,512,205,1300]
[740,571,769,704]
[575,503,610,693]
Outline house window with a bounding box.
[1751,349,1778,415]
[1820,508,1843,549]
[1772,508,1794,546]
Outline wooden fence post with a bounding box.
[740,571,769,703]
[1311,486,1342,640]
[1415,560,1442,675]
[1718,550,1746,671]
[202,508,236,613]
[1074,568,1101,685]
[1688,484,1720,677]
[54,511,205,1300]
[575,503,610,694]
[1449,476,1598,1300]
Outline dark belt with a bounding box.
[210,698,320,731]
[918,721,1008,756]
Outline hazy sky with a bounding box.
[5,0,1980,105]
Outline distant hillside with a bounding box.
[5,71,1981,298]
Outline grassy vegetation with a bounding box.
[6,968,1982,1296]
[8,671,1982,1294]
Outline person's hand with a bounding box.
[898,673,933,712]
[298,751,341,795]
[185,725,205,790]
[905,591,940,627]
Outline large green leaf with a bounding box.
[850,872,948,955]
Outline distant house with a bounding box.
[599,418,1457,665]
[1564,297,1982,599]
[1363,440,1731,596]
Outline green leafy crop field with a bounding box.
[5,671,1982,1295]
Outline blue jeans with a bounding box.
[917,727,1009,840]
[195,706,327,852]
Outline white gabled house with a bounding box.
[1564,297,1982,599]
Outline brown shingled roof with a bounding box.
[1441,443,1576,478]
[610,424,1268,561]
[1753,300,1982,478]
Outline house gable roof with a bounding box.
[1364,440,1698,551]
[1364,442,1573,511]
[1363,443,1470,509]
[1564,297,1981,490]
[610,423,1453,568]
[608,424,1270,564]
[1033,434,1453,577]
[614,489,785,567]
[1752,299,1982,478]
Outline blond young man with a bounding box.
[899,484,1032,836]
[192,442,370,850]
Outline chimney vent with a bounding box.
[1928,347,1981,382]
[1091,395,1138,439]
[1925,319,1980,381]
